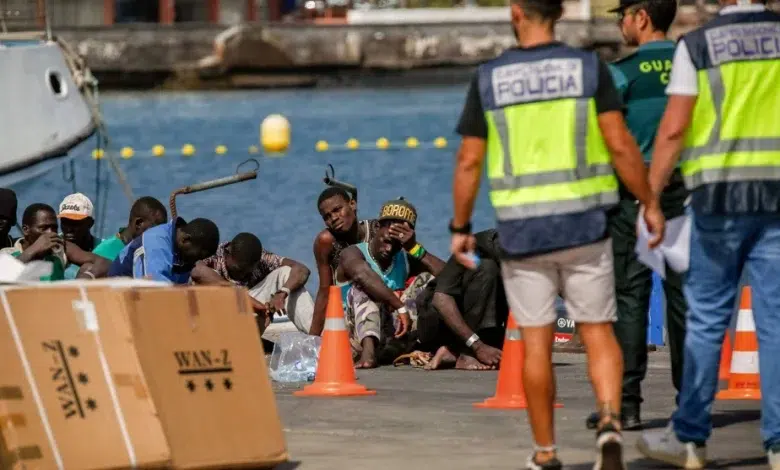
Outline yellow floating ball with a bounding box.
[248,145,259,154]
[181,144,195,157]
[433,137,448,149]
[91,149,104,160]
[406,137,419,149]
[120,147,134,159]
[152,145,165,157]
[376,137,390,150]
[261,114,290,153]
[315,140,329,152]
[346,138,360,150]
[215,145,227,155]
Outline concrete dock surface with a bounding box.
[273,351,765,469]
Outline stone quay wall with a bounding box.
[55,11,714,89]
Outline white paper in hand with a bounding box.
[659,215,691,274]
[635,209,666,279]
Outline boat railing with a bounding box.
[0,0,50,41]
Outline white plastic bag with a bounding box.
[269,332,322,383]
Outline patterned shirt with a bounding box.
[201,241,285,287]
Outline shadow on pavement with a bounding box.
[274,461,302,469]
[566,455,766,469]
[631,456,767,468]
[642,409,761,430]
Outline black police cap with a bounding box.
[608,0,646,13]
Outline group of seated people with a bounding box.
[0,184,510,370]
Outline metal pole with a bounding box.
[0,0,7,34]
[169,161,259,218]
[581,0,591,21]
[323,164,358,202]
[43,0,51,41]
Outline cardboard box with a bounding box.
[0,282,171,470]
[125,286,288,469]
[0,281,288,470]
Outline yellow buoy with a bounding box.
[91,149,104,160]
[248,145,259,154]
[152,145,165,157]
[315,140,329,152]
[182,144,195,156]
[215,145,227,155]
[120,147,134,159]
[433,137,448,149]
[405,137,419,149]
[376,137,390,150]
[261,114,290,153]
[346,138,360,150]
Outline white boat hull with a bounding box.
[0,41,95,178]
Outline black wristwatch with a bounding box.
[448,220,472,234]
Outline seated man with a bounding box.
[0,188,18,249]
[77,196,168,279]
[2,203,66,281]
[336,199,444,368]
[312,187,376,336]
[57,193,103,279]
[108,217,219,283]
[415,229,508,370]
[192,232,314,335]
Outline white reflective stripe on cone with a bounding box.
[730,351,760,374]
[324,317,346,331]
[505,328,521,341]
[735,309,756,332]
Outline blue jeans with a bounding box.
[673,210,780,450]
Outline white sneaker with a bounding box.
[594,421,626,470]
[769,448,780,470]
[636,423,706,469]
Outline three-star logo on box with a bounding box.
[174,348,234,392]
[42,341,98,419]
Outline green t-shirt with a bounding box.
[609,40,676,163]
[92,229,127,261]
[11,251,65,281]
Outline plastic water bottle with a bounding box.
[464,251,481,268]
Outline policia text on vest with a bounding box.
[706,22,780,66]
[492,59,583,106]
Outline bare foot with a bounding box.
[355,350,378,369]
[424,346,457,370]
[455,353,494,370]
[355,338,378,369]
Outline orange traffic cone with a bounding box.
[474,315,563,409]
[717,286,760,400]
[718,332,732,381]
[295,286,376,397]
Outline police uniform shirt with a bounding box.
[666,3,771,97]
[667,2,780,214]
[456,42,624,258]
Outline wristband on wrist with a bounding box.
[465,333,480,348]
[449,220,472,234]
[408,243,426,259]
[395,305,408,315]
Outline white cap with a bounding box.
[58,193,94,220]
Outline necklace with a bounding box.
[367,243,393,275]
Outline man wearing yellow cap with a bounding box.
[336,199,445,368]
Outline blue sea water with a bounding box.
[7,86,496,290]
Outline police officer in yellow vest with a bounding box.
[449,0,665,468]
[637,1,780,468]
